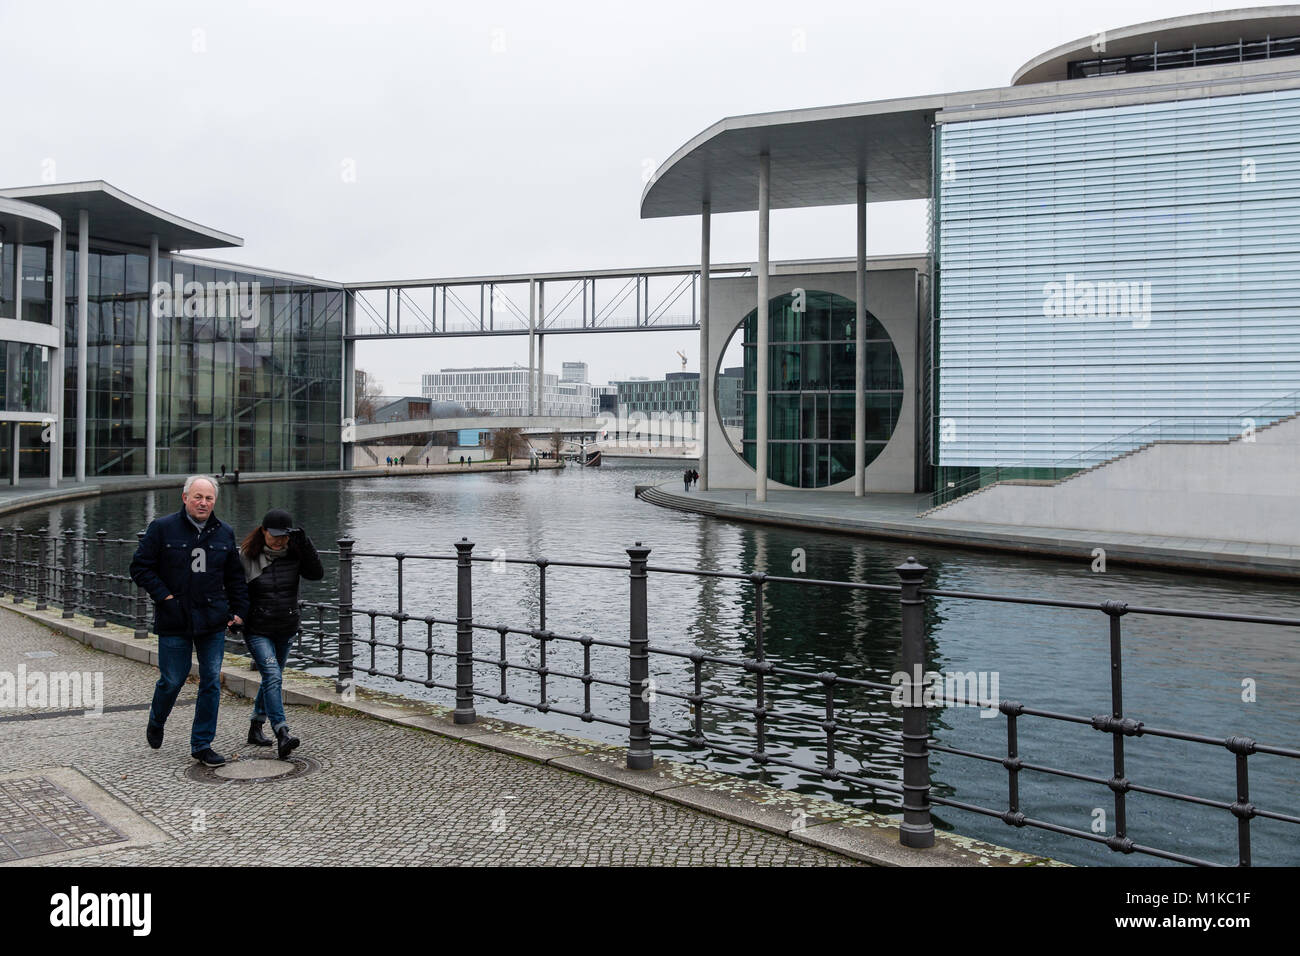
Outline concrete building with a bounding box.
[421,366,597,417]
[641,6,1300,499]
[560,361,588,383]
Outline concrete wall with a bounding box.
[706,266,920,493]
[927,417,1300,546]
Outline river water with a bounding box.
[7,460,1298,867]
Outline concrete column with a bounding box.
[537,281,545,415]
[10,423,18,487]
[528,279,536,415]
[855,181,867,496]
[342,300,356,470]
[146,235,158,477]
[699,201,710,490]
[76,210,88,483]
[49,227,65,488]
[756,154,770,503]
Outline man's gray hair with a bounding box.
[183,475,219,498]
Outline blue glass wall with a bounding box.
[936,88,1300,468]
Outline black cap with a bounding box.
[262,509,294,536]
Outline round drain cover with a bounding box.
[184,754,323,785]
[214,759,295,780]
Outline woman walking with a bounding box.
[239,509,324,758]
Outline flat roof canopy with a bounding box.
[1013,6,1300,86]
[0,180,242,251]
[640,94,943,219]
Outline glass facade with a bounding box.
[936,88,1300,470]
[731,290,903,488]
[61,249,343,476]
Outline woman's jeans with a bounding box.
[247,633,292,731]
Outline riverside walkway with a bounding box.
[636,482,1300,579]
[0,604,1049,867]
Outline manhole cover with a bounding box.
[184,754,322,786]
[215,760,296,780]
[0,776,127,861]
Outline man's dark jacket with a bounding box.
[245,534,325,639]
[129,507,249,637]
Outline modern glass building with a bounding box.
[0,182,344,484]
[641,7,1300,499]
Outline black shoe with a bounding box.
[275,726,300,760]
[192,748,226,767]
[247,721,273,747]
[146,722,163,750]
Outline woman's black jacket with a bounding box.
[244,533,325,639]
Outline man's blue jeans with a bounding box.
[247,633,292,731]
[149,631,226,754]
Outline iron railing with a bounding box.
[2,526,1297,866]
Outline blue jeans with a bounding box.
[247,633,292,731]
[149,631,226,754]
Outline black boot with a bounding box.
[275,725,300,760]
[247,720,272,747]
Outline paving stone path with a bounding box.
[0,608,855,866]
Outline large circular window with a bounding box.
[715,290,903,488]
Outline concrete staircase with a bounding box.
[920,410,1300,519]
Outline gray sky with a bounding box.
[1,0,1250,393]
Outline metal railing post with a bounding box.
[93,530,107,627]
[61,529,75,618]
[34,530,48,610]
[11,527,23,604]
[134,530,149,638]
[896,556,934,848]
[453,537,476,724]
[627,541,653,770]
[337,538,354,693]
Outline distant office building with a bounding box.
[560,361,588,384]
[421,366,595,417]
[716,366,743,426]
[592,384,619,414]
[372,396,430,423]
[615,371,698,421]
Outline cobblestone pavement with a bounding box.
[0,608,855,866]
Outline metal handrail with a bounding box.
[6,526,1296,866]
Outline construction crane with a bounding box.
[676,350,687,371]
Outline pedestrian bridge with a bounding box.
[349,416,694,443]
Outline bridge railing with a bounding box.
[305,537,1299,867]
[4,526,1298,866]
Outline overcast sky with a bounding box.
[1,0,1253,393]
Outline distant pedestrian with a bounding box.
[425,456,429,466]
[401,455,406,466]
[691,468,699,488]
[683,468,691,492]
[460,455,465,467]
[386,456,391,467]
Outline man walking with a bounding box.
[130,475,248,766]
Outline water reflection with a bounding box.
[6,461,1298,867]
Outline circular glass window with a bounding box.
[714,290,903,488]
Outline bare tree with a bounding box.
[549,429,564,459]
[491,427,527,464]
[355,369,385,424]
